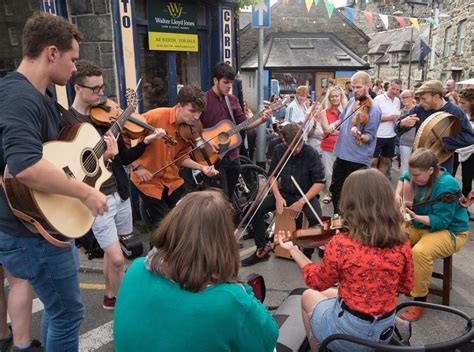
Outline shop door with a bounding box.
[315,72,335,102]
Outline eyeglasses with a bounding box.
[78,83,106,93]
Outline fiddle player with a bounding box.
[130,85,218,230]
[395,149,469,322]
[329,71,381,214]
[241,123,325,266]
[395,80,474,173]
[70,60,165,310]
[200,62,271,200]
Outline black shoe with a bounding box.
[0,327,12,352]
[10,340,43,352]
[241,251,270,267]
[302,248,314,259]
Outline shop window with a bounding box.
[177,52,201,88]
[138,35,169,111]
[271,72,314,95]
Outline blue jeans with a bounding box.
[0,230,84,351]
[311,297,395,351]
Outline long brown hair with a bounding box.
[339,169,405,248]
[408,148,440,201]
[149,190,241,292]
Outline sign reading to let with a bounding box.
[148,1,198,52]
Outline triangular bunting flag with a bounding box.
[394,16,406,28]
[313,0,318,5]
[379,14,389,30]
[362,10,373,24]
[305,0,312,12]
[344,7,353,23]
[410,17,420,31]
[282,0,289,5]
[325,1,334,18]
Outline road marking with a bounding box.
[79,320,114,352]
[239,246,256,258]
[80,283,106,290]
[7,298,43,324]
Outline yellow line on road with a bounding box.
[80,283,106,290]
[239,246,256,258]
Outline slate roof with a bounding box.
[241,32,369,70]
[368,24,430,64]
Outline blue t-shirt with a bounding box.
[0,71,62,237]
[333,97,382,166]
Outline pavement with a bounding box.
[76,164,474,350]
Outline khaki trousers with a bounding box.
[403,225,468,297]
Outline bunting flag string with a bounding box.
[394,16,406,28]
[362,10,373,24]
[278,0,473,31]
[324,1,334,18]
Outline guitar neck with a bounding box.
[229,113,263,136]
[94,103,135,157]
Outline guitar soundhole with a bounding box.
[81,149,98,175]
[217,132,229,144]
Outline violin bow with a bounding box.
[235,103,322,239]
[290,176,324,226]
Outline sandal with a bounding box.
[322,193,332,204]
[400,306,425,322]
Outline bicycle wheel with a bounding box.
[232,164,267,213]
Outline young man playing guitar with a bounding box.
[69,60,164,310]
[131,85,218,229]
[0,13,106,351]
[200,62,271,199]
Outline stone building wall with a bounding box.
[239,0,369,63]
[69,0,117,98]
[427,0,473,82]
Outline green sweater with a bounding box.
[400,169,469,234]
[114,258,279,352]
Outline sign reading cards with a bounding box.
[147,1,198,52]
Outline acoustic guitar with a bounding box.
[200,98,288,162]
[2,91,138,247]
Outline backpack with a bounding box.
[75,230,104,260]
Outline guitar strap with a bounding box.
[224,95,237,124]
[55,101,83,126]
[1,178,70,248]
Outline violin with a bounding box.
[351,96,372,145]
[90,99,178,147]
[257,216,343,258]
[177,121,218,166]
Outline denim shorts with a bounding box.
[311,297,395,351]
[92,192,133,249]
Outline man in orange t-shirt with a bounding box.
[131,85,218,228]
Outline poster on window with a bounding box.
[147,1,198,52]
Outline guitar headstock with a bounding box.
[125,79,142,110]
[125,88,138,110]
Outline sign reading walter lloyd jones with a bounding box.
[148,1,198,52]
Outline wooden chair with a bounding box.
[274,207,308,259]
[429,255,452,306]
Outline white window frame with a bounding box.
[8,27,19,46]
[443,27,451,58]
[456,20,466,55]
